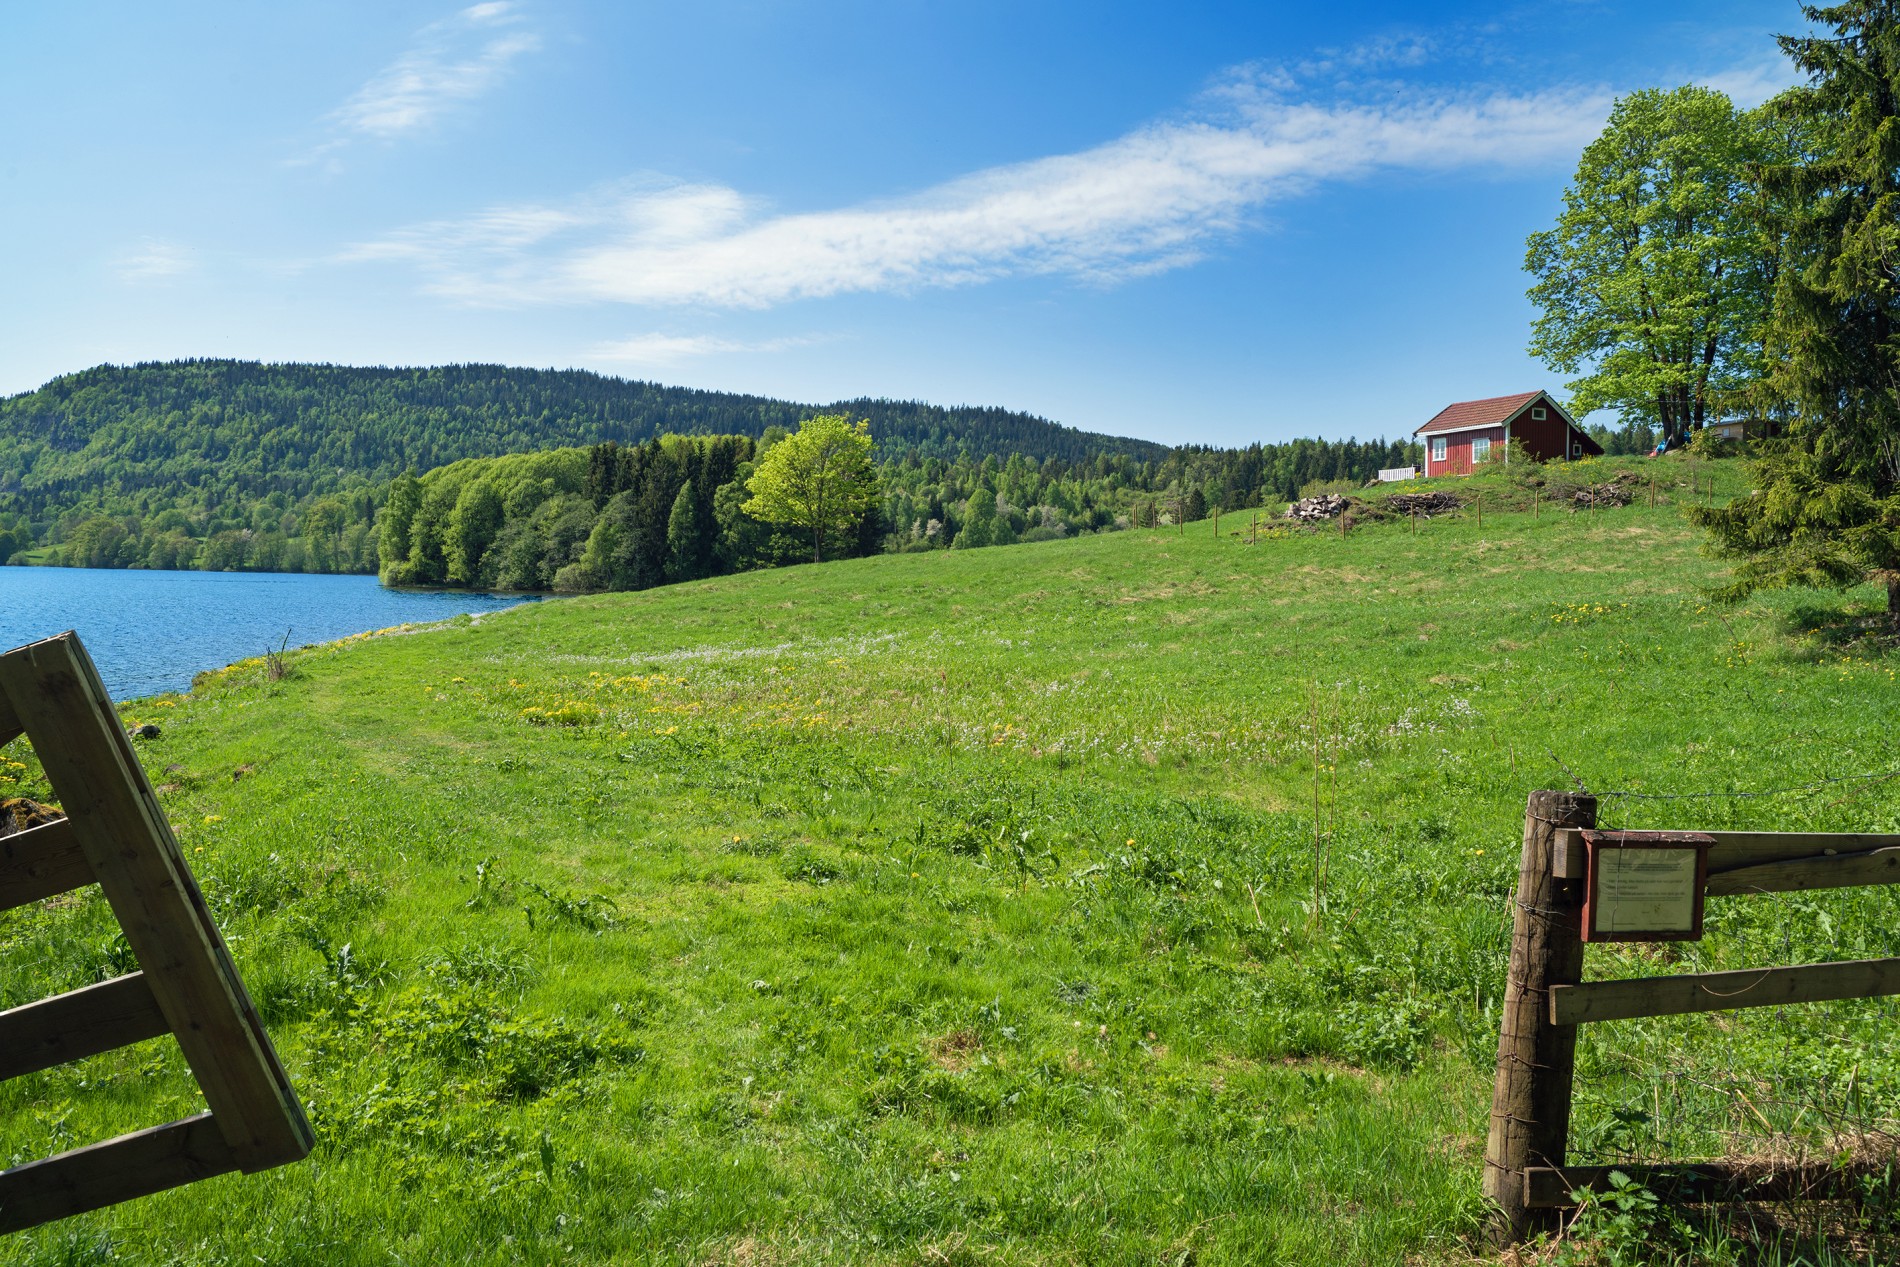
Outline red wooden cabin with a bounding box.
[1415,390,1602,477]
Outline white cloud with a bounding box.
[345,76,1610,310]
[1699,55,1802,108]
[589,332,828,369]
[115,240,196,283]
[320,3,538,149]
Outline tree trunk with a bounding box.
[1890,574,1899,635]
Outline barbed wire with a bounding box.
[1584,766,1900,803]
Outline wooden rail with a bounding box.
[0,817,92,913]
[1556,829,1900,896]
[0,1114,238,1235]
[1525,1160,1899,1209]
[1706,846,1900,896]
[1551,956,1900,1025]
[0,974,171,1082]
[0,691,19,748]
[0,631,311,1235]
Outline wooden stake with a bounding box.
[1485,790,1595,1247]
[1213,507,1219,538]
[1309,683,1323,930]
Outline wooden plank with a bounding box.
[0,816,95,913]
[0,1112,238,1234]
[0,633,312,1171]
[1555,830,1900,880]
[0,973,171,1083]
[0,686,20,748]
[1526,1160,1900,1208]
[1708,832,1900,870]
[1551,956,1900,1025]
[1708,846,1900,896]
[1484,790,1594,1248]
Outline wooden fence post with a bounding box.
[1485,789,1596,1246]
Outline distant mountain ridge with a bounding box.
[0,359,1166,516]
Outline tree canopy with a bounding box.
[743,416,882,563]
[1526,86,1790,446]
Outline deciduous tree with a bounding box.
[742,415,880,564]
[1527,86,1789,445]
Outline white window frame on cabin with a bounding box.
[1531,406,1547,420]
[1430,436,1447,463]
[1471,437,1492,464]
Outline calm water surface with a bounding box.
[0,568,537,700]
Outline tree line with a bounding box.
[369,428,1423,594]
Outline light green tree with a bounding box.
[742,414,880,563]
[445,480,504,585]
[1526,86,1791,446]
[302,497,347,572]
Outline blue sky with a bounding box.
[1,1,1803,446]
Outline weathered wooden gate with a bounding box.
[0,632,311,1234]
[1486,789,1900,1245]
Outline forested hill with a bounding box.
[0,359,1167,518]
[0,357,1418,577]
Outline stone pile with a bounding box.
[1283,494,1351,522]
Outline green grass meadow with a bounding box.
[4,455,1900,1265]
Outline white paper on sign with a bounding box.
[1595,847,1699,933]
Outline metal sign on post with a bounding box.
[1580,830,1712,943]
[0,632,312,1235]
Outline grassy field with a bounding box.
[4,454,1898,1265]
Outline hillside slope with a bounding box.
[2,466,1895,1264]
[0,360,1166,519]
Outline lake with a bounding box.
[0,568,539,700]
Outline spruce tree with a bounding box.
[665,483,700,583]
[1693,2,1900,629]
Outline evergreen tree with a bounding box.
[665,483,701,583]
[1693,2,1900,628]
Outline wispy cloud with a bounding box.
[345,75,1609,309]
[313,2,537,157]
[114,240,196,283]
[589,331,830,369]
[1700,54,1802,108]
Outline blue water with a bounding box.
[0,568,538,700]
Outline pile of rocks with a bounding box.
[1283,493,1351,522]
